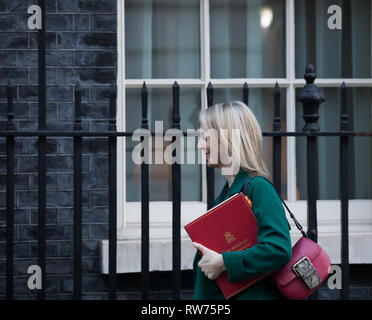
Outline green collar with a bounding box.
[213,168,251,205]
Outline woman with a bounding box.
[193,101,292,300]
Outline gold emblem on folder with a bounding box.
[224,232,236,244]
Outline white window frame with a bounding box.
[101,0,372,274]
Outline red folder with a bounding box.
[185,192,268,299]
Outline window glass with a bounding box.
[296,87,372,200]
[210,0,286,78]
[125,0,200,79]
[125,88,201,201]
[295,0,371,78]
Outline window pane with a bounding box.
[296,87,372,200]
[295,0,371,78]
[210,0,286,78]
[125,87,201,201]
[212,87,288,199]
[125,0,200,79]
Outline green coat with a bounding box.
[193,168,292,300]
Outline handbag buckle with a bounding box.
[292,256,322,289]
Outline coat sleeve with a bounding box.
[221,178,292,282]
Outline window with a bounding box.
[107,0,372,272]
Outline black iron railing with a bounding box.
[2,66,372,300]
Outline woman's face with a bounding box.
[197,127,220,167]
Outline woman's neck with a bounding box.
[225,174,236,188]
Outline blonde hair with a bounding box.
[198,101,272,180]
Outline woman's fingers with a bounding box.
[192,242,208,255]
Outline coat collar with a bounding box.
[213,168,251,206]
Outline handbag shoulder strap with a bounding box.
[242,175,308,238]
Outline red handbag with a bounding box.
[243,176,331,300]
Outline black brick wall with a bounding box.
[0,0,117,299]
[0,0,371,301]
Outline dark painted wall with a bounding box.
[0,0,117,299]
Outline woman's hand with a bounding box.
[193,242,226,280]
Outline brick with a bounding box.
[30,68,57,85]
[56,173,73,190]
[0,208,29,224]
[82,258,100,273]
[14,258,38,276]
[17,155,38,172]
[0,155,5,173]
[46,191,73,207]
[349,287,369,300]
[0,0,28,13]
[90,85,112,102]
[82,240,100,257]
[74,51,90,66]
[89,223,108,239]
[0,15,17,31]
[18,86,38,102]
[59,276,72,293]
[90,120,109,131]
[58,240,72,257]
[0,241,28,258]
[45,225,72,240]
[0,50,17,66]
[58,208,73,224]
[14,242,30,258]
[29,32,57,49]
[0,68,29,85]
[56,138,73,154]
[90,155,108,172]
[18,120,37,131]
[46,85,73,102]
[46,155,73,172]
[0,84,17,102]
[45,0,57,13]
[90,51,117,67]
[16,14,30,32]
[10,174,30,191]
[46,120,73,132]
[83,207,108,223]
[56,68,116,84]
[82,173,109,190]
[82,275,105,293]
[47,51,74,67]
[46,258,73,275]
[14,138,30,154]
[82,137,108,154]
[29,137,58,155]
[91,15,116,32]
[30,240,58,257]
[16,47,36,69]
[0,33,28,49]
[45,276,59,294]
[30,173,57,193]
[18,225,38,241]
[57,32,116,49]
[30,208,58,224]
[80,103,110,120]
[74,14,89,31]
[13,277,30,295]
[57,0,116,13]
[46,14,73,31]
[30,102,58,120]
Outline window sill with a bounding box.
[100,220,372,274]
